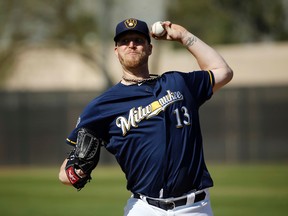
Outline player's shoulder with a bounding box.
[160,71,183,79]
[161,70,194,81]
[162,70,213,80]
[160,70,214,89]
[162,70,209,76]
[162,71,184,76]
[84,82,133,109]
[86,83,122,105]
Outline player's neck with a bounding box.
[122,71,150,80]
[121,69,159,85]
[122,64,150,79]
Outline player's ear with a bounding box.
[147,44,152,55]
[114,46,119,57]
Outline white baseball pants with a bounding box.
[124,189,214,216]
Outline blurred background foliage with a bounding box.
[0,0,287,84]
[168,0,288,44]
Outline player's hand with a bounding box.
[152,21,189,44]
[75,169,87,178]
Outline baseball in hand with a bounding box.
[151,21,166,37]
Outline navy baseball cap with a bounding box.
[114,18,151,43]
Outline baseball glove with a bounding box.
[65,128,102,190]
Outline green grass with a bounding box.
[0,164,287,216]
[209,164,288,216]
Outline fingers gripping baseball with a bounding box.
[151,21,167,37]
[151,21,188,43]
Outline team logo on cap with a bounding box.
[124,18,137,29]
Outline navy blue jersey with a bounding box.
[66,70,214,198]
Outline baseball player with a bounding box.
[59,18,233,216]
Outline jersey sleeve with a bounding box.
[66,97,110,146]
[184,70,214,107]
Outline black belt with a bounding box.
[133,191,206,210]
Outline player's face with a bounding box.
[114,32,152,70]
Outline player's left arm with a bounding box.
[59,158,88,186]
[59,158,72,185]
[154,21,233,92]
[59,128,102,190]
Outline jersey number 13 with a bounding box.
[173,106,191,128]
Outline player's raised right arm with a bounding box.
[181,31,233,92]
[157,21,233,92]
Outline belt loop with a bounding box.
[186,191,195,205]
[141,195,147,203]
